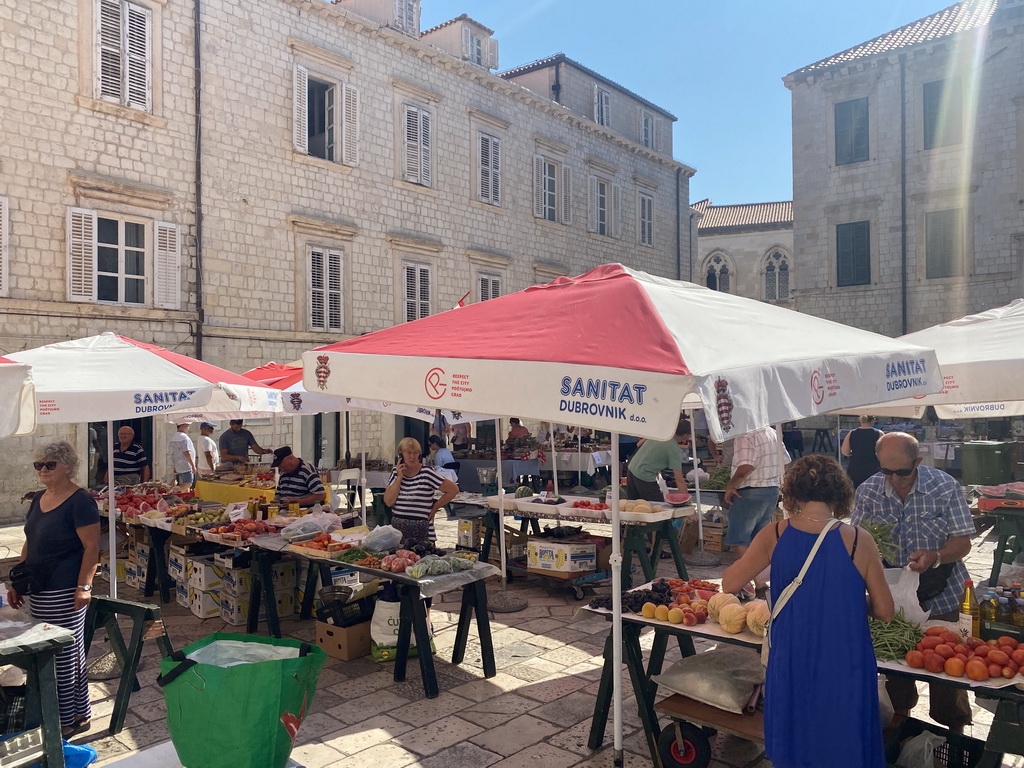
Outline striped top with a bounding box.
[388,466,444,522]
[275,459,325,504]
[113,442,149,477]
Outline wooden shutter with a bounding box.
[124,2,151,111]
[97,0,123,102]
[462,25,471,59]
[533,155,545,218]
[478,134,491,203]
[487,38,498,69]
[293,65,309,153]
[309,247,325,330]
[837,221,870,286]
[0,196,8,297]
[327,249,343,330]
[403,105,420,182]
[419,109,432,187]
[587,175,598,233]
[67,208,97,302]
[404,263,430,321]
[611,184,622,238]
[479,274,500,302]
[342,84,359,166]
[836,98,868,164]
[560,165,572,225]
[655,117,664,152]
[489,136,501,205]
[153,221,180,309]
[926,210,962,278]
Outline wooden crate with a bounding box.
[702,530,729,552]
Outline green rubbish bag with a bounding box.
[157,633,326,768]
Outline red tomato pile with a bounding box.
[571,500,609,510]
[905,626,1024,681]
[208,520,272,540]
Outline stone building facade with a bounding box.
[690,200,794,305]
[786,0,1024,336]
[0,0,692,517]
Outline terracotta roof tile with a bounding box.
[791,0,998,78]
[692,199,793,232]
[421,13,495,37]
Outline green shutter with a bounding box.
[837,221,870,286]
[926,209,962,278]
[835,98,868,165]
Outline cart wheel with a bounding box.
[658,721,712,768]
[572,585,587,601]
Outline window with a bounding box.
[533,156,571,224]
[639,109,655,149]
[67,208,179,307]
[836,221,870,286]
[463,27,484,66]
[477,132,501,205]
[478,273,500,302]
[638,191,654,247]
[96,0,152,112]
[594,86,611,127]
[764,251,790,302]
[924,79,963,150]
[588,176,620,237]
[0,196,8,298]
[402,104,432,187]
[835,97,869,165]
[394,0,418,36]
[293,66,359,165]
[925,209,963,278]
[309,247,343,332]
[705,254,730,293]
[403,262,431,322]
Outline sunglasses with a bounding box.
[33,461,59,471]
[880,467,915,477]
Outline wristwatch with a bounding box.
[78,584,93,592]
[931,552,942,569]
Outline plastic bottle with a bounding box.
[1013,594,1024,628]
[958,580,980,640]
[997,596,1013,624]
[980,591,998,623]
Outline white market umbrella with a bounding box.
[9,332,282,597]
[301,263,943,760]
[0,356,35,437]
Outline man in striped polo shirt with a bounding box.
[103,426,151,487]
[271,447,326,508]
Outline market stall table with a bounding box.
[538,450,612,476]
[986,504,1024,586]
[247,540,500,698]
[193,480,274,506]
[457,458,540,493]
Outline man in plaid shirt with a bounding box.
[852,431,974,732]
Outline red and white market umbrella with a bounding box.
[0,356,35,438]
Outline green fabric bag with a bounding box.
[158,633,326,768]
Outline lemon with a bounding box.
[641,602,657,619]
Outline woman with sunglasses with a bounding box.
[7,441,100,738]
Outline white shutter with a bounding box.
[601,90,611,127]
[0,196,8,297]
[309,247,325,330]
[462,25,471,59]
[490,136,501,205]
[479,274,499,301]
[327,249,343,331]
[487,38,498,70]
[394,0,405,31]
[533,155,545,218]
[404,263,430,321]
[560,165,572,225]
[67,208,97,302]
[419,109,432,187]
[612,184,622,239]
[655,117,665,152]
[342,84,359,166]
[403,263,416,322]
[593,85,599,123]
[478,134,490,203]
[293,65,309,153]
[403,105,421,183]
[587,175,598,233]
[154,221,180,309]
[96,0,122,101]
[124,2,151,111]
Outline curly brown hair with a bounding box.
[781,454,854,519]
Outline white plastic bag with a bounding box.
[279,512,343,541]
[878,675,894,729]
[364,524,402,552]
[885,567,931,626]
[895,729,944,768]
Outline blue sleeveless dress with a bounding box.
[765,524,884,768]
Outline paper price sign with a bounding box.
[225,502,251,521]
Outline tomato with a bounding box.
[974,645,991,658]
[989,663,1004,678]
[988,649,1010,666]
[953,644,969,656]
[1011,649,1024,666]
[925,626,948,637]
[905,650,925,668]
[934,644,955,660]
[966,659,990,681]
[940,631,959,646]
[955,653,969,664]
[1003,666,1018,680]
[924,654,946,673]
[998,636,1019,650]
[920,636,943,650]
[944,658,966,677]
[1001,645,1018,658]
[989,639,1000,647]
[966,636,986,648]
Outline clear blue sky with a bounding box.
[420,0,947,205]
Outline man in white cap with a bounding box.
[169,422,198,488]
[197,422,220,476]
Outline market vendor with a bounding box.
[626,417,689,501]
[506,418,530,442]
[219,419,272,464]
[385,437,459,542]
[427,435,456,470]
[271,447,326,507]
[102,426,150,486]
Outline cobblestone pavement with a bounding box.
[2,511,1023,768]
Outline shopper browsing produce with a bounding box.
[723,455,893,768]
[168,421,198,488]
[197,422,220,475]
[625,416,689,501]
[271,447,326,507]
[841,415,883,487]
[384,437,458,542]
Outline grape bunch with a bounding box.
[589,586,673,612]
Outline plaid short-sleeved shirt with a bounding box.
[851,465,974,616]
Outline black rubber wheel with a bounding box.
[572,585,587,600]
[658,721,712,768]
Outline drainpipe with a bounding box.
[193,0,206,358]
[674,167,682,280]
[899,53,908,335]
[552,60,561,103]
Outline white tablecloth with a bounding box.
[538,450,611,475]
[359,468,457,488]
[457,458,541,493]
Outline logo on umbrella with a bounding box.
[314,355,331,390]
[715,377,734,432]
[290,393,303,411]
[425,367,447,400]
[810,370,825,405]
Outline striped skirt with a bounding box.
[29,588,90,727]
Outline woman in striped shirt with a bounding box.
[383,437,459,542]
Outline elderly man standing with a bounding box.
[851,431,974,733]
[104,426,150,486]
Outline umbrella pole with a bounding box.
[359,413,367,527]
[550,431,558,497]
[578,432,583,488]
[837,415,842,463]
[684,414,720,567]
[106,419,117,599]
[609,433,623,764]
[490,418,525,613]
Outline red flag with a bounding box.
[454,290,471,309]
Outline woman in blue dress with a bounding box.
[723,455,894,768]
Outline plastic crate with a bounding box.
[886,718,984,768]
[315,595,376,628]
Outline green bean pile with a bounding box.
[861,519,901,565]
[869,609,923,661]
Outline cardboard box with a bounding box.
[526,539,596,573]
[220,588,294,626]
[702,533,729,552]
[189,587,223,619]
[188,558,228,591]
[125,563,140,589]
[571,535,611,572]
[487,526,528,565]
[175,582,189,608]
[315,620,371,661]
[214,548,251,569]
[168,548,186,582]
[458,519,483,549]
[221,560,296,595]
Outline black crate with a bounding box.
[316,595,376,628]
[886,718,985,768]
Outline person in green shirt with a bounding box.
[626,417,690,501]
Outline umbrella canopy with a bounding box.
[841,299,1024,419]
[0,356,35,438]
[8,333,282,421]
[302,264,942,442]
